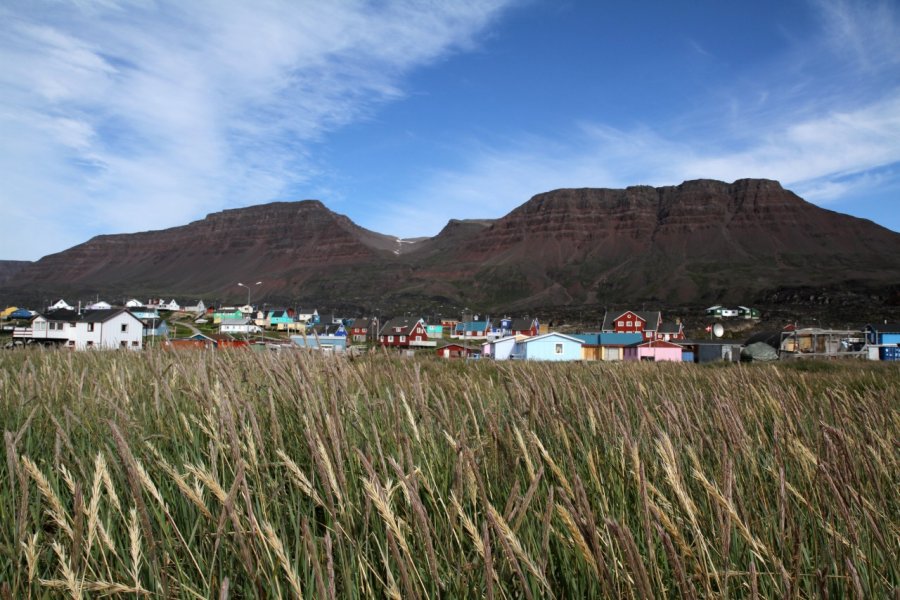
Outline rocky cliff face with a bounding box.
[8,201,400,299]
[416,179,900,306]
[3,179,899,311]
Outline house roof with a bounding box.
[458,320,491,332]
[379,317,422,336]
[658,321,682,334]
[867,323,900,333]
[508,318,536,331]
[351,318,373,329]
[519,332,584,345]
[220,318,251,325]
[602,311,662,331]
[79,309,141,323]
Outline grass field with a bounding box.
[0,349,897,598]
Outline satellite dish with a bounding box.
[713,323,724,338]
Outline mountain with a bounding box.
[3,179,899,314]
[0,261,31,286]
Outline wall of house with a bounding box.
[637,347,682,362]
[521,336,582,361]
[492,338,517,360]
[601,347,624,361]
[74,313,143,350]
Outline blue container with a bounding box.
[682,351,695,362]
[880,346,900,361]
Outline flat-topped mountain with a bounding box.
[3,179,899,313]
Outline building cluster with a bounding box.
[3,298,898,362]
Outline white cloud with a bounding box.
[0,0,516,259]
[370,1,900,237]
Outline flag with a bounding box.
[705,325,712,333]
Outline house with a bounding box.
[48,299,74,311]
[657,321,685,341]
[143,320,169,337]
[679,340,742,363]
[602,311,662,341]
[453,320,492,340]
[86,301,112,310]
[705,305,738,318]
[219,318,261,334]
[737,306,761,319]
[14,309,143,350]
[573,333,643,361]
[183,300,206,315]
[296,309,320,324]
[263,310,294,330]
[435,342,479,359]
[378,317,434,348]
[125,299,144,308]
[440,318,459,335]
[499,317,540,337]
[291,334,347,353]
[155,299,181,311]
[213,307,243,323]
[488,333,583,361]
[349,317,378,343]
[513,333,583,361]
[865,323,900,346]
[425,323,445,338]
[623,340,684,362]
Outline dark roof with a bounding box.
[41,308,139,324]
[41,308,80,321]
[867,323,900,333]
[352,318,373,329]
[379,317,421,336]
[658,321,682,334]
[508,318,536,331]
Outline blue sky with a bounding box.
[1,0,899,261]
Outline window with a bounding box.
[121,323,128,333]
[86,341,94,347]
[131,341,139,346]
[415,336,421,341]
[626,321,632,327]
[120,341,127,348]
[617,320,624,327]
[388,336,394,342]
[555,343,563,354]
[87,323,95,332]
[400,336,406,342]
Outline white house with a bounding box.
[125,299,144,308]
[220,318,261,334]
[87,301,112,310]
[184,300,206,315]
[162,299,181,311]
[48,299,74,311]
[16,309,143,350]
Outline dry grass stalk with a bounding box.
[261,520,304,599]
[21,455,73,539]
[555,503,600,578]
[47,540,82,600]
[486,502,552,596]
[22,532,39,585]
[530,431,574,499]
[277,449,325,507]
[128,507,142,592]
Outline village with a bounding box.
[2,296,898,362]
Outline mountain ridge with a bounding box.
[3,179,899,315]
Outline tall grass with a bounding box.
[0,349,897,597]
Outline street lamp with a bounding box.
[237,281,262,307]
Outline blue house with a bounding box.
[513,333,583,361]
[290,334,347,352]
[866,323,900,346]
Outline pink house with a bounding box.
[623,340,683,362]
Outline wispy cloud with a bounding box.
[0,0,516,259]
[373,0,900,237]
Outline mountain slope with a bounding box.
[3,179,899,311]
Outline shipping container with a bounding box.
[880,346,900,361]
[682,351,695,362]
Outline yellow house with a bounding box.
[1,306,18,319]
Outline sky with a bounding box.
[1,0,899,261]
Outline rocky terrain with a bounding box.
[3,179,899,322]
[0,261,31,286]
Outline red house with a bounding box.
[349,317,378,343]
[602,311,684,341]
[378,317,430,348]
[435,343,478,359]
